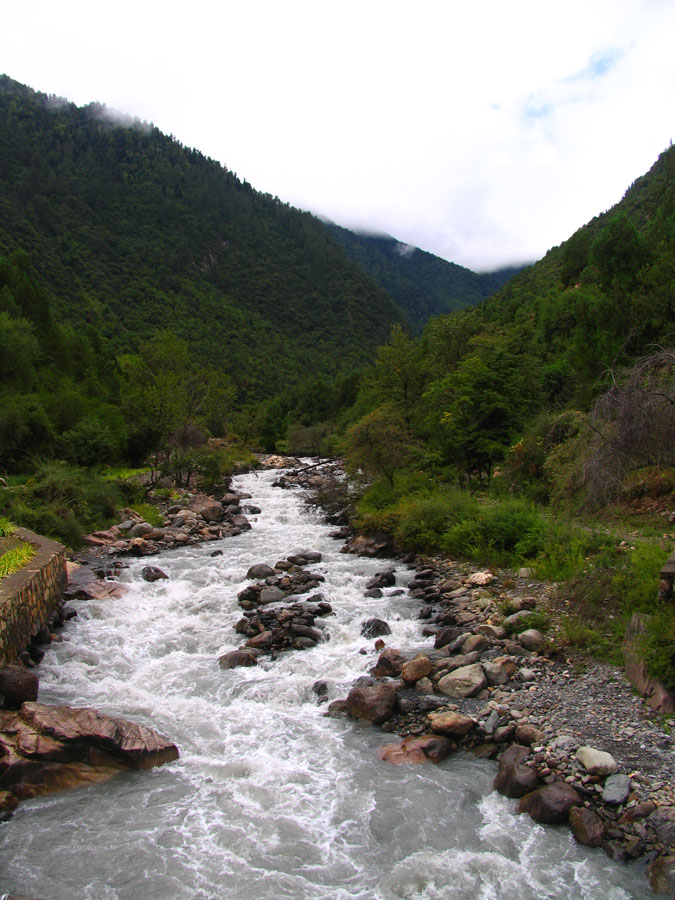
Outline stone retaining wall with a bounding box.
[0,528,67,666]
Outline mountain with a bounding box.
[0,75,407,398]
[324,222,526,331]
[332,145,674,494]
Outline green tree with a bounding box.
[372,324,424,429]
[344,405,417,487]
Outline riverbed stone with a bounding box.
[648,855,675,897]
[141,566,168,582]
[515,724,545,746]
[218,650,258,669]
[517,629,548,652]
[569,806,605,847]
[0,667,39,709]
[378,734,453,765]
[371,648,406,678]
[428,710,474,738]
[493,744,540,798]
[518,782,583,824]
[483,657,517,686]
[437,663,486,698]
[259,587,285,605]
[462,633,490,654]
[434,626,461,649]
[247,563,276,580]
[401,656,432,684]
[360,618,391,638]
[602,773,631,805]
[345,683,398,725]
[576,746,618,776]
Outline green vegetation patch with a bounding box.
[0,540,36,579]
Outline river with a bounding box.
[0,468,651,899]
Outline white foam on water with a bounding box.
[0,468,652,899]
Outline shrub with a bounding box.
[441,497,546,565]
[394,488,478,553]
[612,543,668,618]
[642,605,675,693]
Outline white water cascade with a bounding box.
[0,468,651,899]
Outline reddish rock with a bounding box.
[371,648,407,678]
[341,532,394,558]
[428,711,475,738]
[379,734,453,765]
[493,744,540,798]
[618,801,657,824]
[246,631,274,650]
[218,650,258,669]
[401,656,432,684]
[518,782,583,824]
[0,667,39,709]
[345,683,398,725]
[569,806,605,847]
[515,724,545,746]
[648,854,675,897]
[19,702,179,768]
[0,702,178,812]
[63,565,129,601]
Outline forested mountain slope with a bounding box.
[0,76,406,397]
[325,222,525,331]
[333,145,674,495]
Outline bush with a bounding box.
[394,488,478,553]
[612,543,668,617]
[0,460,123,547]
[442,498,546,565]
[642,605,675,693]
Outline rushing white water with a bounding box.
[0,468,651,899]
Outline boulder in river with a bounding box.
[518,782,583,824]
[378,734,453,765]
[569,806,606,847]
[0,667,39,709]
[371,648,406,678]
[218,650,258,669]
[493,744,540,798]
[345,683,398,725]
[360,618,391,639]
[247,563,277,580]
[141,566,169,582]
[0,701,178,814]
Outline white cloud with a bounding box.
[1,0,673,269]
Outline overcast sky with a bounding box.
[1,0,673,271]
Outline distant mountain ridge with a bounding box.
[325,222,526,331]
[0,75,407,397]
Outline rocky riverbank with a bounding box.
[4,456,673,895]
[323,551,675,896]
[209,457,675,893]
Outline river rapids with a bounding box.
[0,468,651,899]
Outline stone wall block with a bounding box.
[0,529,67,666]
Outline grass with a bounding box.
[0,516,16,537]
[0,541,36,579]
